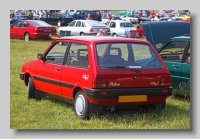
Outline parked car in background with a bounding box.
[19,36,172,120]
[57,20,110,36]
[101,13,121,24]
[142,21,190,96]
[10,15,32,25]
[105,20,137,38]
[121,15,138,24]
[10,20,57,41]
[69,10,102,21]
[40,12,73,26]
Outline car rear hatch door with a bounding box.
[97,69,168,88]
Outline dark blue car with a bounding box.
[69,10,102,21]
[10,15,32,25]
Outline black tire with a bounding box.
[35,90,43,101]
[74,90,89,120]
[113,33,117,37]
[80,32,85,36]
[27,77,35,99]
[148,101,166,112]
[24,33,30,41]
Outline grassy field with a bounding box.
[10,38,190,129]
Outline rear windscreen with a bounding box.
[95,43,163,69]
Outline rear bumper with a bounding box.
[85,87,173,98]
[30,33,57,39]
[84,87,172,106]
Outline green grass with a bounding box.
[10,39,190,129]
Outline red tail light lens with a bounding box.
[92,78,108,88]
[160,77,171,86]
[107,28,110,32]
[90,28,94,32]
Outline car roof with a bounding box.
[56,36,148,43]
[171,35,190,40]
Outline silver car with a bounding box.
[105,20,137,38]
[57,20,110,36]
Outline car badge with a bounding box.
[133,76,137,80]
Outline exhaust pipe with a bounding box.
[107,106,115,112]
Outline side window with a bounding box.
[75,21,81,27]
[13,21,21,27]
[185,42,190,63]
[68,21,76,27]
[159,41,187,62]
[45,42,68,65]
[49,14,54,18]
[81,22,85,27]
[66,43,89,68]
[109,22,116,28]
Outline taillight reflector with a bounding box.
[100,91,108,96]
[162,88,169,93]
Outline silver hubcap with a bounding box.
[75,95,85,116]
[25,34,29,41]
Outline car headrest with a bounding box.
[76,49,88,60]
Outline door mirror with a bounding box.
[37,53,45,60]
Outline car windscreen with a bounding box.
[120,22,133,27]
[95,42,163,69]
[30,20,51,26]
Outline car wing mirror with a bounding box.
[37,53,45,61]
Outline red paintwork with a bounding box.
[21,36,171,106]
[10,20,57,40]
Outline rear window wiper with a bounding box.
[106,65,142,73]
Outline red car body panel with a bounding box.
[20,36,172,106]
[10,20,57,40]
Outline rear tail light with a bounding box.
[107,28,110,32]
[160,76,171,86]
[90,28,94,32]
[92,78,108,88]
[36,28,43,32]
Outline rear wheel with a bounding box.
[27,77,35,99]
[24,33,30,41]
[113,33,117,37]
[74,90,89,120]
[80,32,85,36]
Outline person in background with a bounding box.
[39,10,44,21]
[86,14,93,20]
[43,10,47,22]
[108,14,112,21]
[97,29,105,36]
[28,11,33,19]
[150,10,155,20]
[139,10,143,17]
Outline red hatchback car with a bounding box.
[20,36,172,119]
[10,20,57,41]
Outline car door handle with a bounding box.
[55,67,60,71]
[172,65,179,68]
